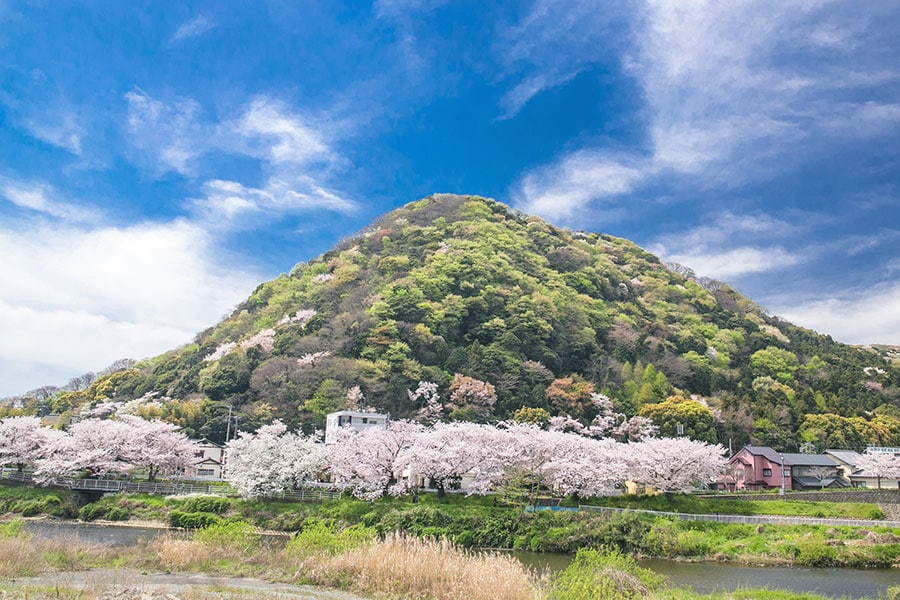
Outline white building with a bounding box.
[187,438,226,479]
[325,410,388,444]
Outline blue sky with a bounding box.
[1,1,899,397]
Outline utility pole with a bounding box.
[779,452,786,497]
[225,404,233,442]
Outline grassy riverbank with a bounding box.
[2,519,898,600]
[2,485,899,567]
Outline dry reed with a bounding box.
[303,533,542,600]
[0,535,108,578]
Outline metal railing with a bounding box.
[577,505,900,528]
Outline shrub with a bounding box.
[179,495,231,514]
[79,503,107,521]
[169,510,222,529]
[286,519,376,557]
[546,548,665,600]
[193,520,259,553]
[795,539,837,566]
[105,507,129,521]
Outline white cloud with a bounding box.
[773,281,900,346]
[170,15,214,43]
[193,176,356,227]
[513,1,900,219]
[0,177,96,222]
[517,151,645,220]
[234,98,333,165]
[649,212,802,279]
[24,112,84,155]
[125,88,207,175]
[0,218,258,397]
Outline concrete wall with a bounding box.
[705,490,900,503]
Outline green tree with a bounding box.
[638,395,717,443]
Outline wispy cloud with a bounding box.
[772,281,900,345]
[494,0,630,119]
[24,112,84,155]
[649,212,802,279]
[512,1,900,219]
[0,177,96,222]
[517,151,645,220]
[170,15,214,44]
[124,90,356,225]
[193,176,356,228]
[125,88,207,176]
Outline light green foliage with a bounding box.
[285,520,376,556]
[0,520,27,539]
[639,395,717,443]
[750,346,800,383]
[193,520,260,553]
[546,548,664,600]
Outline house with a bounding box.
[782,452,845,490]
[826,447,900,489]
[726,445,845,491]
[186,438,225,479]
[324,410,388,444]
[727,446,791,491]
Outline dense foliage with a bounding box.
[8,195,899,449]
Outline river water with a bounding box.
[23,522,899,599]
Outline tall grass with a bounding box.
[303,533,542,600]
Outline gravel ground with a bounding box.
[2,568,372,600]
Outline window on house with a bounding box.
[197,469,215,476]
[763,468,772,477]
[362,418,368,424]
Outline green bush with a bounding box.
[546,548,664,600]
[179,495,231,514]
[79,503,108,521]
[193,520,259,553]
[795,539,837,566]
[169,510,222,529]
[285,519,376,557]
[105,507,129,521]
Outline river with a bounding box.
[23,522,899,599]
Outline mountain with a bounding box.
[20,195,900,448]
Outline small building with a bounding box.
[727,445,846,491]
[186,438,225,479]
[325,410,388,444]
[826,448,900,489]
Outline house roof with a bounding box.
[739,446,784,464]
[327,410,388,419]
[783,453,839,467]
[824,449,864,466]
[194,457,223,466]
[793,476,847,488]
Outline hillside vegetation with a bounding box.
[7,195,899,448]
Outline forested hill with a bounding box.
[16,195,900,449]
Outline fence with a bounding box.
[577,505,900,528]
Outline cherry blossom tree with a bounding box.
[408,381,443,424]
[0,416,64,472]
[35,419,136,481]
[625,437,726,494]
[856,450,900,489]
[397,421,491,495]
[548,435,627,498]
[117,415,196,481]
[328,419,424,499]
[225,420,324,498]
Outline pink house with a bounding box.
[727,446,791,491]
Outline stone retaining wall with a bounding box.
[705,490,900,503]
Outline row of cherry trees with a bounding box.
[0,415,196,481]
[224,419,729,500]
